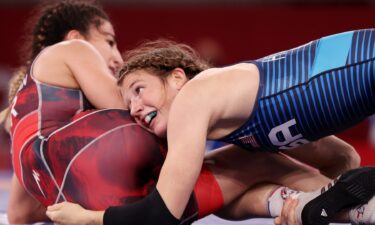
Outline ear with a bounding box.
[64,30,85,40]
[168,68,188,90]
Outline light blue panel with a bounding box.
[311,31,354,77]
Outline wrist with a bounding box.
[104,189,180,225]
[88,210,104,225]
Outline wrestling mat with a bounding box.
[0,171,348,225]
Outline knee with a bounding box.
[318,142,361,178]
[7,204,40,224]
[339,144,361,170]
[7,207,28,224]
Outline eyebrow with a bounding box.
[101,31,117,42]
[128,79,139,90]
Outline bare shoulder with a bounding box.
[32,40,94,87]
[34,40,91,63]
[179,62,260,122]
[178,62,259,108]
[194,62,259,80]
[47,39,96,56]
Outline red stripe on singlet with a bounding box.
[194,164,224,218]
[12,111,39,184]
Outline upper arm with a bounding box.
[34,40,125,109]
[167,79,213,159]
[64,41,125,109]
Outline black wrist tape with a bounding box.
[104,189,180,225]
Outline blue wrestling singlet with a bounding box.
[219,29,375,152]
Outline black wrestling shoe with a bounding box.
[301,167,375,225]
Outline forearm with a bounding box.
[156,149,204,218]
[104,189,179,225]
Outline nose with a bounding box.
[112,48,123,71]
[129,98,143,118]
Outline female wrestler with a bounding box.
[4,0,122,222]
[96,34,375,225]
[2,1,341,224]
[47,37,375,225]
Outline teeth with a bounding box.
[145,114,152,124]
[145,111,157,124]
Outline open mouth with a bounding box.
[144,111,157,125]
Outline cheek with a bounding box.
[97,45,111,60]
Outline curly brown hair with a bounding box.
[117,39,211,85]
[1,0,110,127]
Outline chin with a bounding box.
[153,127,167,138]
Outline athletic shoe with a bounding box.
[301,167,375,225]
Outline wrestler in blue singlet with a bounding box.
[219,29,375,152]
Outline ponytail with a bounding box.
[0,66,27,134]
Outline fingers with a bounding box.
[287,198,299,225]
[46,209,58,221]
[47,202,65,211]
[274,216,281,225]
[46,202,71,221]
[278,197,300,225]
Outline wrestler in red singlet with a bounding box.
[11,65,223,223]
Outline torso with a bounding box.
[217,29,375,152]
[10,61,221,220]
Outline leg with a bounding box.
[204,144,330,217]
[297,167,375,225]
[274,167,375,225]
[284,136,360,178]
[216,183,282,220]
[7,174,49,224]
[205,144,373,225]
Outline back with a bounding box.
[10,63,93,198]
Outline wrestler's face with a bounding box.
[120,69,187,138]
[85,20,123,76]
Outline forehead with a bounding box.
[122,70,152,85]
[88,20,115,38]
[121,70,162,88]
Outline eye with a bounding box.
[107,39,115,47]
[135,86,144,95]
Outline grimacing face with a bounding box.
[120,69,184,138]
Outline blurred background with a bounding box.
[0,0,375,211]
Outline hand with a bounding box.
[46,201,104,225]
[274,197,299,225]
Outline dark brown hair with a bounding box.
[27,0,108,62]
[117,39,211,85]
[1,0,110,127]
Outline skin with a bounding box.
[7,176,48,223]
[46,144,332,225]
[32,20,124,109]
[121,65,360,219]
[7,19,124,224]
[44,65,358,225]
